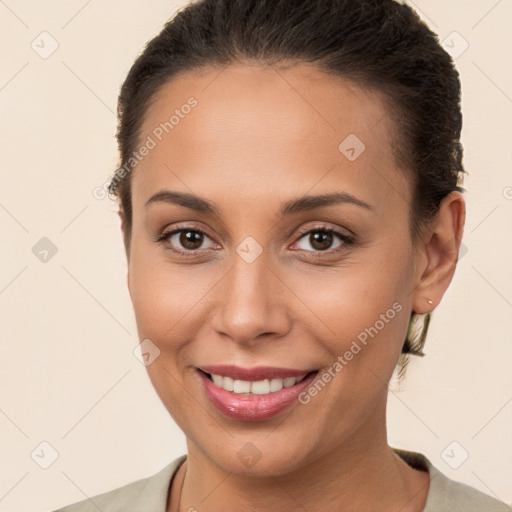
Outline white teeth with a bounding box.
[208,373,308,395]
[250,379,271,395]
[212,374,223,387]
[269,378,284,392]
[223,376,234,392]
[233,379,251,393]
[283,377,296,388]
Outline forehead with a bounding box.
[132,62,409,215]
[141,62,394,150]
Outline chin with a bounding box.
[197,435,316,478]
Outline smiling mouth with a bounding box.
[199,369,318,395]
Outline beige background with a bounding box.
[0,1,511,510]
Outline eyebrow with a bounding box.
[144,189,374,215]
[145,189,219,214]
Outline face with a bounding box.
[126,62,423,476]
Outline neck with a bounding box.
[174,406,429,512]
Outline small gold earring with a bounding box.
[426,299,433,305]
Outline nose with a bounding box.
[210,251,291,346]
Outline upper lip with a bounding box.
[198,364,316,381]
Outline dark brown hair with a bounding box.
[108,0,466,366]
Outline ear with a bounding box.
[411,190,466,314]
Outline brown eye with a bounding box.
[177,230,204,250]
[294,228,352,253]
[157,227,218,254]
[308,231,334,251]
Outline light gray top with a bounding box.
[51,449,510,511]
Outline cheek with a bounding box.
[128,265,176,340]
[294,283,409,442]
[290,258,411,349]
[288,242,413,389]
[128,243,197,337]
[128,246,227,374]
[127,250,204,423]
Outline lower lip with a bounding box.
[198,370,318,421]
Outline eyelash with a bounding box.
[154,224,355,257]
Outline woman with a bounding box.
[53,0,509,510]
